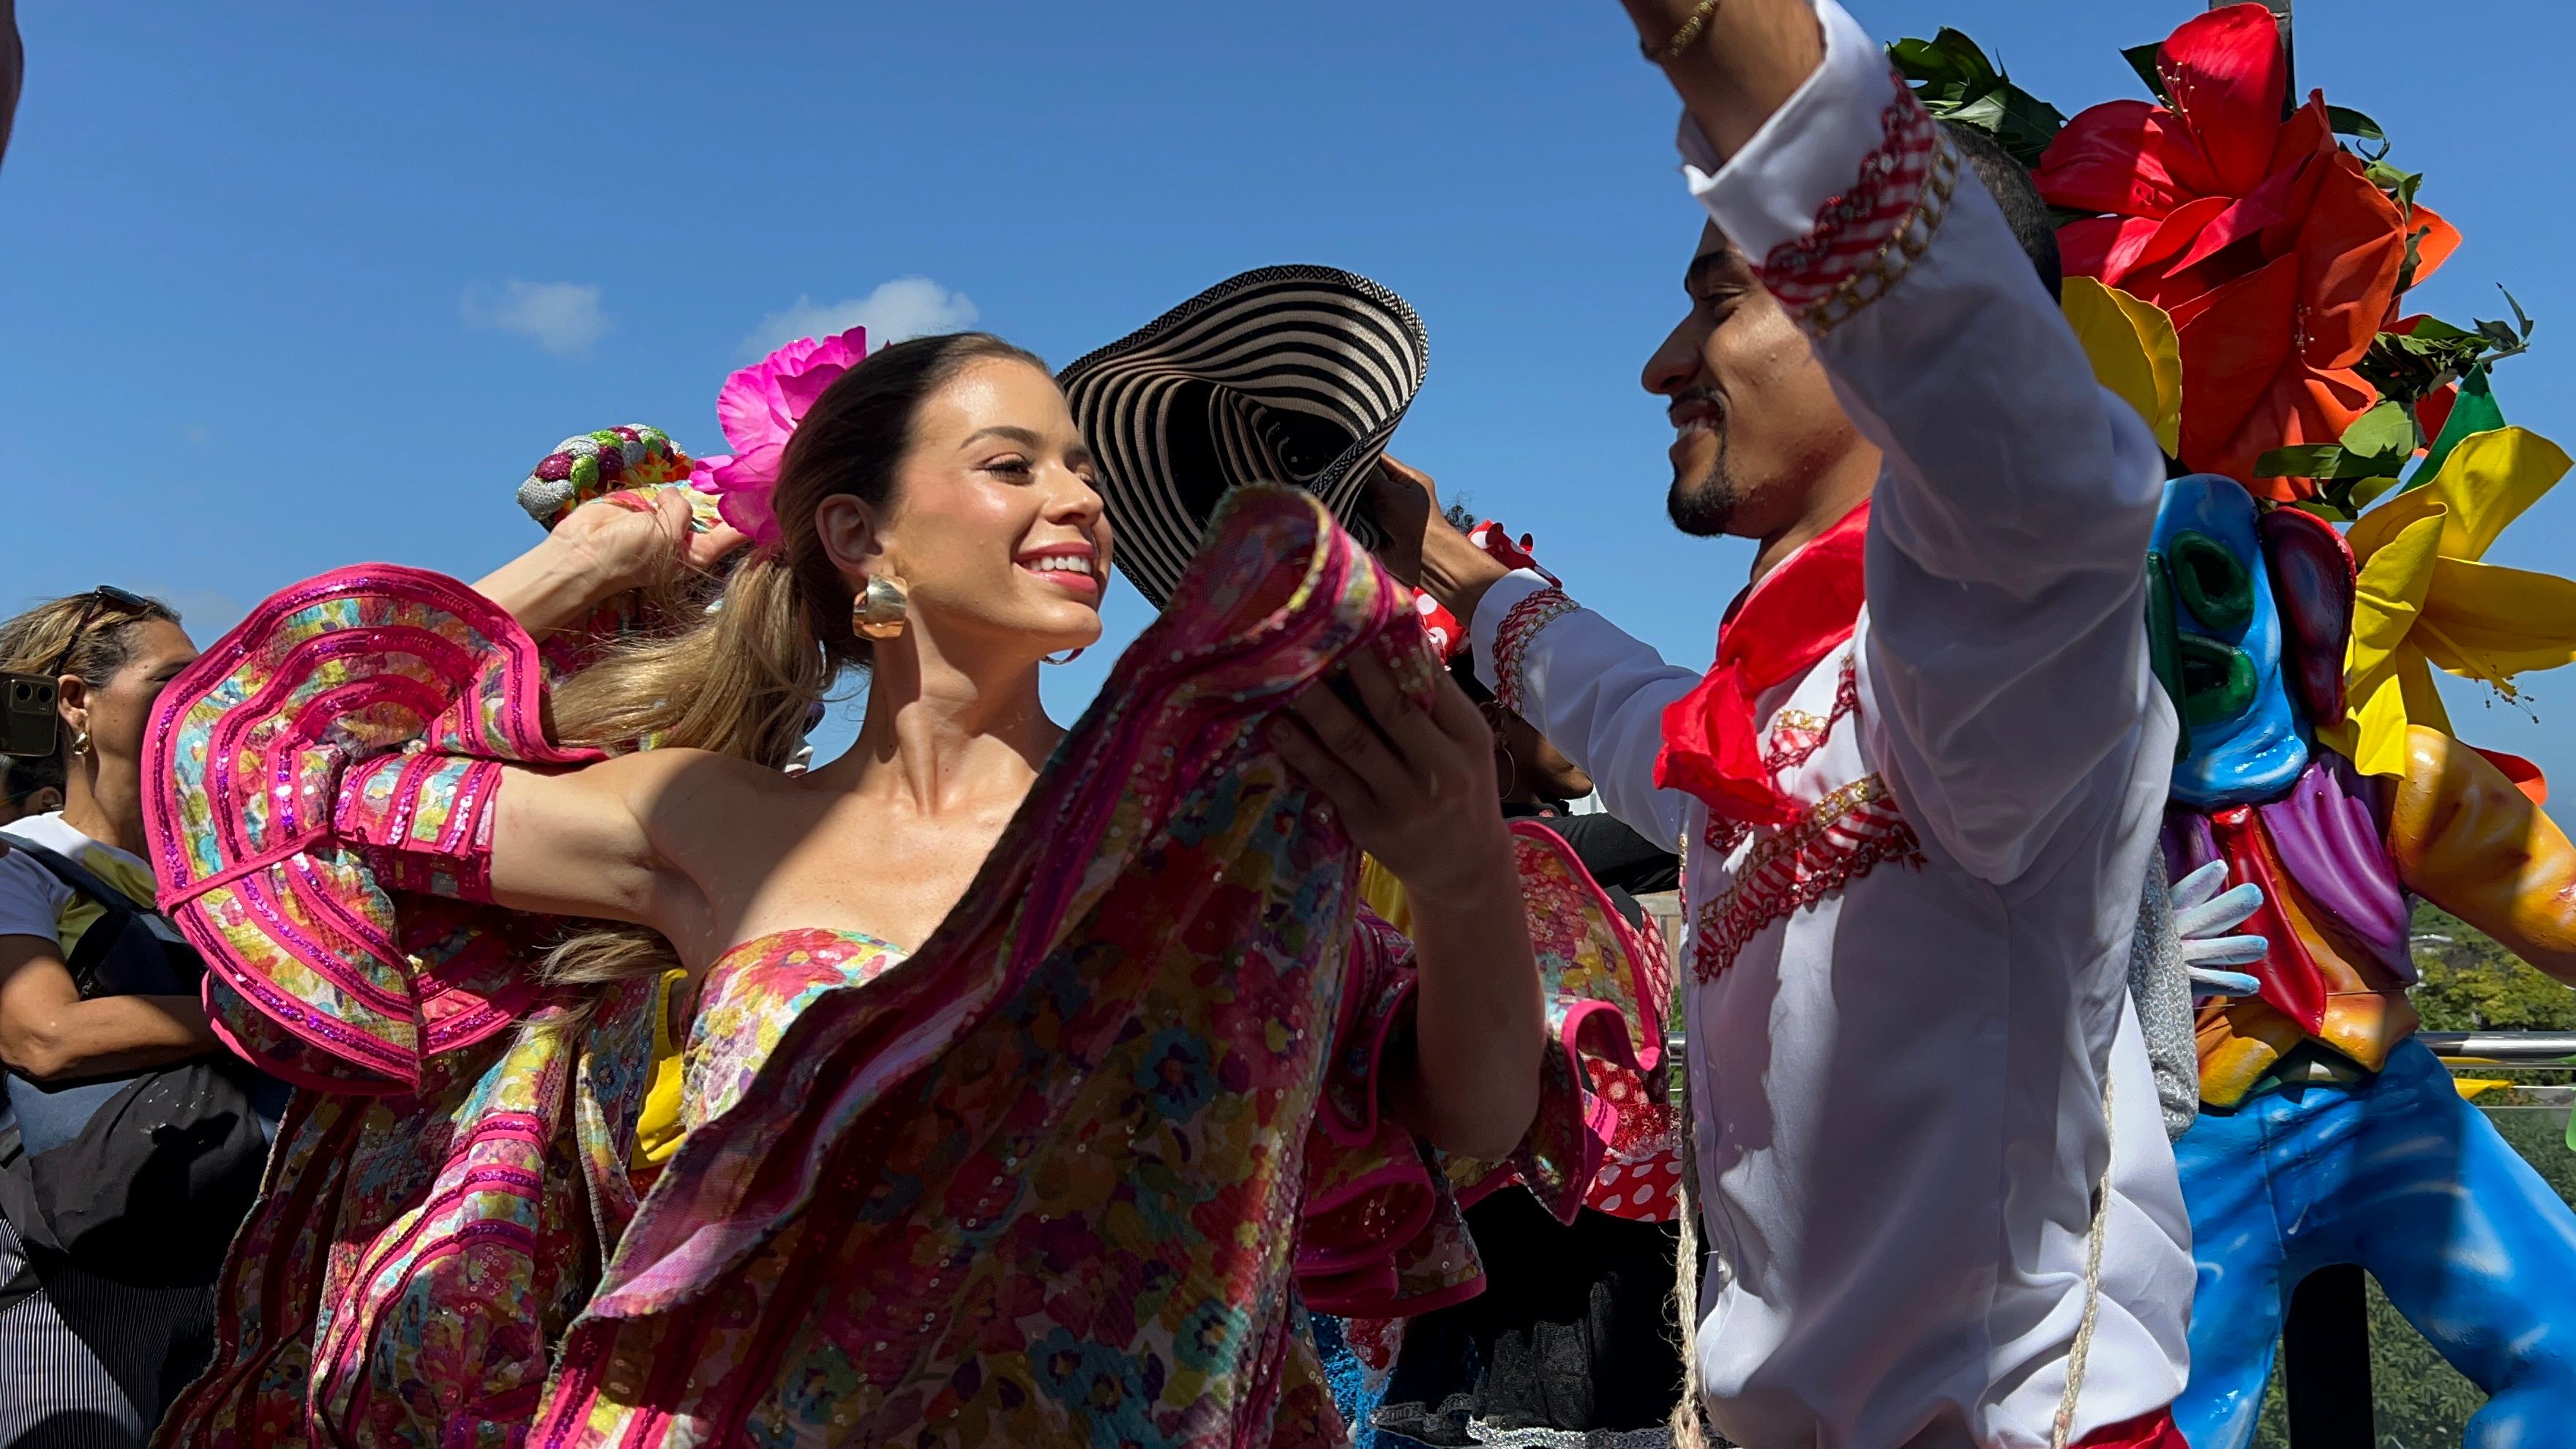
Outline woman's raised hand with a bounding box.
[549,490,752,596]
[1265,645,1513,902]
[476,490,750,643]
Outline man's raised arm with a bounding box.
[1629,0,2172,883]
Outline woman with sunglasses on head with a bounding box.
[147,332,1642,1448]
[0,588,283,1448]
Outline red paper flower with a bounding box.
[2034,3,2456,498]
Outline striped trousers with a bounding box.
[0,1213,217,1449]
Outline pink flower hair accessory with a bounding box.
[689,326,869,547]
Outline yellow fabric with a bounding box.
[2062,278,2182,456]
[53,896,109,959]
[629,968,690,1169]
[2451,1077,2512,1101]
[2326,427,2576,779]
[77,847,160,913]
[1357,855,1413,939]
[50,845,162,959]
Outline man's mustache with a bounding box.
[1666,390,1726,428]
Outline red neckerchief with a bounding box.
[1654,500,1871,826]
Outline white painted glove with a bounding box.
[2171,858,2266,1000]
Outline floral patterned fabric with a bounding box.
[145,487,1648,1448]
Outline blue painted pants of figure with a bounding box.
[1310,1314,1386,1449]
[2174,1038,2576,1449]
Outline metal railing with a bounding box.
[2421,1030,2576,1063]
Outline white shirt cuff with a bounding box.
[1468,569,1553,699]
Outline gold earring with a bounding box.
[69,730,90,759]
[853,573,910,640]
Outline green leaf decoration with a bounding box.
[2258,422,2410,520]
[2340,399,2418,463]
[2356,297,2537,406]
[2404,317,2481,345]
[2304,405,2419,520]
[2326,105,2386,144]
[2404,364,2508,491]
[2367,157,2425,212]
[2122,42,2170,102]
[1888,29,2068,166]
[2326,105,2392,160]
[2502,285,2536,339]
[1887,29,2000,89]
[2255,443,2356,479]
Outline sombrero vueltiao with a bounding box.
[1059,265,1429,609]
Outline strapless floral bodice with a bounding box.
[683,927,908,1132]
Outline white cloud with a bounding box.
[462,280,611,356]
[741,277,978,357]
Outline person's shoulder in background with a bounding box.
[1544,811,1680,898]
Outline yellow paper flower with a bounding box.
[2062,277,2182,457]
[2327,427,2576,779]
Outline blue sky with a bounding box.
[4,1,2569,825]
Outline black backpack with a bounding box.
[0,834,285,1286]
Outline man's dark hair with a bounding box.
[1941,121,2061,302]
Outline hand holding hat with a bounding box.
[1369,456,1556,664]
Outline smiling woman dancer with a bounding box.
[148,332,1634,1447]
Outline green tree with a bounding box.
[2406,903,2576,1039]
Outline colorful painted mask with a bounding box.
[2151,475,2310,807]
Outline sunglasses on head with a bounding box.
[46,585,153,681]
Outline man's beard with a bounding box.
[1666,429,1737,538]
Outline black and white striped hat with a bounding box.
[1058,265,1429,609]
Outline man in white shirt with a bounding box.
[1388,2,2194,1444]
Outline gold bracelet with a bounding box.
[1641,0,1723,63]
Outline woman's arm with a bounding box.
[0,935,218,1081]
[1269,648,1544,1160]
[1379,848,1546,1160]
[473,490,746,642]
[479,750,722,941]
[460,493,749,936]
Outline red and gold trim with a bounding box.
[1493,586,1581,718]
[1690,773,1925,983]
[1764,652,1860,774]
[1756,74,1959,335]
